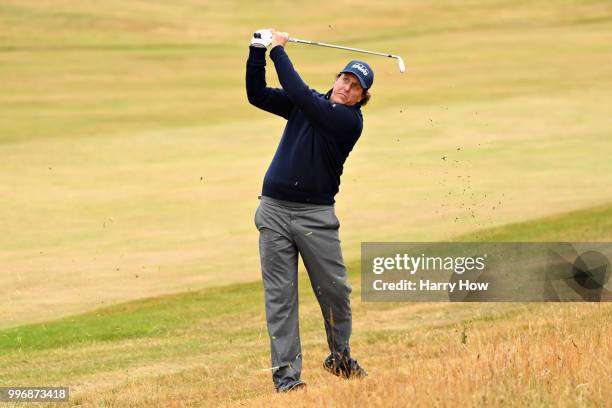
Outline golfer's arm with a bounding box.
[245,46,293,119]
[269,45,359,135]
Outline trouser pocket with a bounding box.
[254,203,262,230]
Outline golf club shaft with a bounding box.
[289,37,394,58]
[288,37,405,72]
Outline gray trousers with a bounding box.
[254,195,353,390]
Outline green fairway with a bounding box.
[2,0,611,330]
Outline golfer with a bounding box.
[247,29,369,392]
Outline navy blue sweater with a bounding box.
[246,45,363,205]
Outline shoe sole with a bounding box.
[278,382,307,393]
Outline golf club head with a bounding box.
[396,56,406,73]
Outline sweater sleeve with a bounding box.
[245,46,294,119]
[269,45,361,136]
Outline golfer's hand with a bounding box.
[271,31,289,49]
[251,28,273,48]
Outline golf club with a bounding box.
[288,36,406,73]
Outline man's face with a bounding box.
[330,73,364,106]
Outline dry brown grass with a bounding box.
[234,305,610,408]
[61,303,610,407]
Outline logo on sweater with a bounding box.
[351,63,369,76]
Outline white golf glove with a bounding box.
[251,29,273,48]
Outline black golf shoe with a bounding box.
[323,353,368,379]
